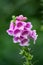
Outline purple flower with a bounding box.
[16,15,27,21]
[6,15,38,46]
[13,29,21,37]
[13,37,20,43]
[29,30,38,44]
[19,36,30,46]
[21,30,29,38]
[6,20,15,36]
[25,22,32,30]
[19,38,30,46]
[15,20,26,30]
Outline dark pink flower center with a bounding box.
[14,29,20,34]
[21,39,28,44]
[8,30,13,34]
[22,30,28,35]
[25,23,30,28]
[20,36,24,40]
[14,37,19,41]
[17,22,23,27]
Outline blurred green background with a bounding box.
[0,0,43,65]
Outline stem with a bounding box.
[19,47,33,65]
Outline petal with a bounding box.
[21,30,30,38]
[22,17,27,21]
[30,30,37,38]
[19,38,30,46]
[15,20,26,30]
[17,21,23,27]
[25,22,32,29]
[22,30,29,35]
[20,36,24,40]
[6,29,13,36]
[16,15,23,21]
[16,20,26,25]
[9,20,15,30]
[34,35,38,44]
[16,15,27,21]
[6,21,15,36]
[13,37,20,43]
[13,29,21,37]
[29,30,38,44]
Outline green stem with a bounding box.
[19,47,33,65]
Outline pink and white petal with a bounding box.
[22,30,29,35]
[30,30,37,39]
[13,29,21,37]
[6,20,15,36]
[6,29,13,36]
[32,30,36,35]
[29,30,38,44]
[16,22,24,30]
[9,20,15,30]
[21,29,31,38]
[20,36,24,40]
[16,15,23,20]
[19,38,30,46]
[16,20,26,26]
[15,20,26,30]
[22,17,27,21]
[34,35,38,44]
[16,15,27,21]
[20,42,29,46]
[25,22,32,29]
[13,37,20,43]
[18,15,23,20]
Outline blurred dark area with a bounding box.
[0,0,43,65]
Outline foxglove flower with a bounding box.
[25,22,32,30]
[6,20,15,36]
[13,29,21,37]
[20,38,29,46]
[16,15,27,21]
[29,30,38,44]
[6,15,38,46]
[15,20,26,30]
[13,36,20,43]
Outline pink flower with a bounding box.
[13,37,20,43]
[6,15,38,46]
[25,22,32,29]
[19,38,30,46]
[16,15,27,21]
[21,30,29,38]
[6,20,15,36]
[29,30,38,44]
[13,29,21,37]
[15,20,26,30]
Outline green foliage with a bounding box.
[19,47,33,65]
[0,0,43,65]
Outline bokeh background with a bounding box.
[0,0,43,65]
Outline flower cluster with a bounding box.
[6,15,38,46]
